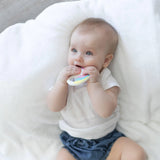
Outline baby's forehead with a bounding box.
[70,27,111,52]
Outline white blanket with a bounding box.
[0,0,160,159]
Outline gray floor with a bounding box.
[0,0,77,32]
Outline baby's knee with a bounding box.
[130,146,147,160]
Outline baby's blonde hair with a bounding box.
[72,18,118,54]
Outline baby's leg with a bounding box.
[56,148,76,160]
[106,137,147,160]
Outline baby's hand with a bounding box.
[83,66,100,83]
[57,65,81,85]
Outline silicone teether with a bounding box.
[67,69,89,86]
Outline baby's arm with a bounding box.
[88,83,119,118]
[47,66,81,112]
[84,66,119,118]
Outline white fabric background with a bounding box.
[0,0,160,159]
[0,0,77,33]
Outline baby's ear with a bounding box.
[103,53,113,68]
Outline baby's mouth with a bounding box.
[75,65,83,68]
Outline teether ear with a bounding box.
[67,69,90,86]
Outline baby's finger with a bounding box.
[83,66,97,75]
[66,66,81,76]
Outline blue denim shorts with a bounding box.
[60,129,125,160]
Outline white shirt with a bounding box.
[59,68,120,139]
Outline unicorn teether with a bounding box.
[67,69,89,86]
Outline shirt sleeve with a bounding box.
[100,68,120,90]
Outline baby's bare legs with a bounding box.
[56,148,76,160]
[106,137,147,160]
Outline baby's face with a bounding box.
[68,27,110,72]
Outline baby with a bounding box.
[48,18,147,160]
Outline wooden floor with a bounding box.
[0,0,76,32]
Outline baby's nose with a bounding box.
[76,53,83,62]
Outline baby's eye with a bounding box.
[86,51,93,56]
[71,48,77,53]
